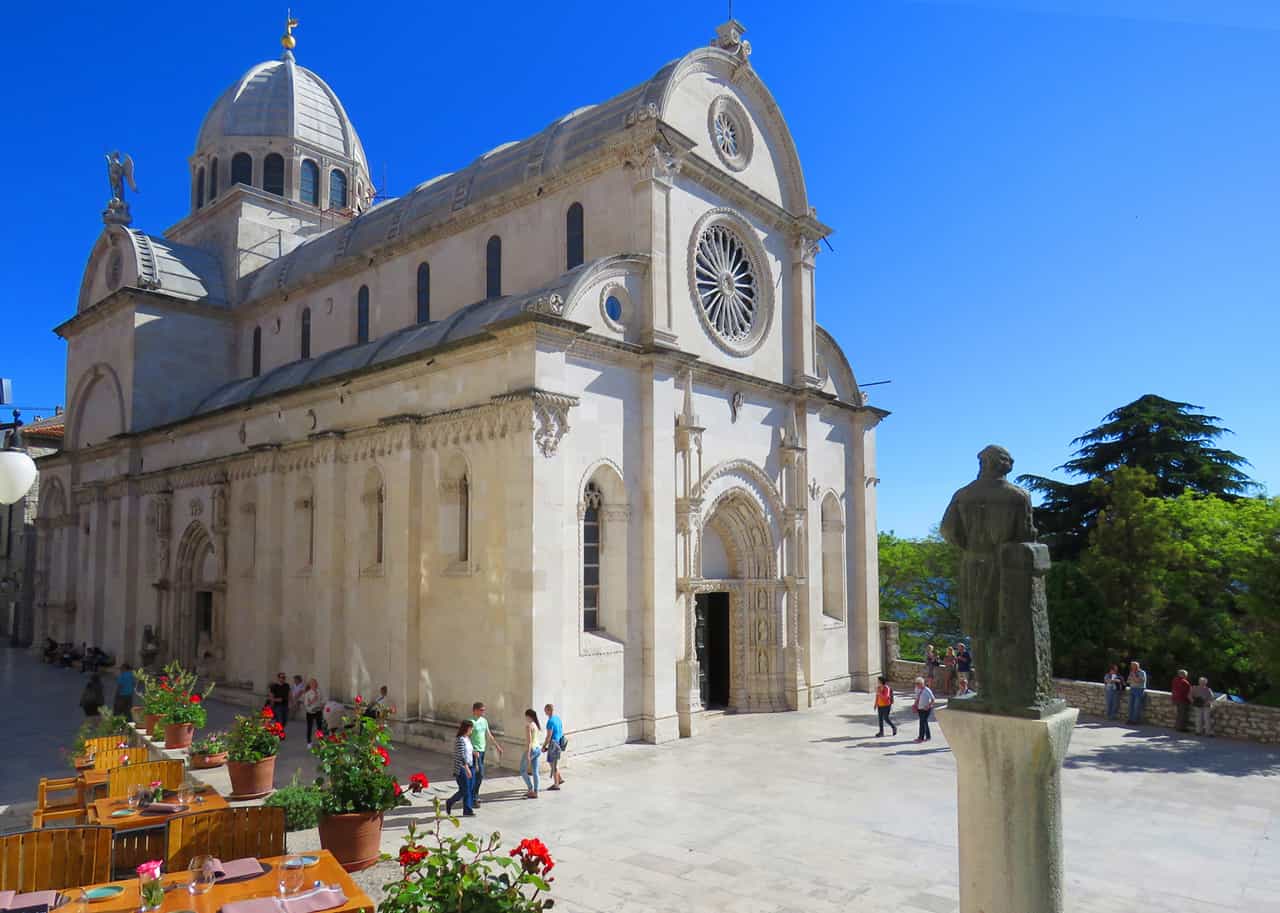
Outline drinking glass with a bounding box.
[177,783,193,806]
[127,784,144,811]
[188,855,217,896]
[54,887,86,913]
[278,855,305,898]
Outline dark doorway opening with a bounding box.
[195,591,213,654]
[695,592,731,708]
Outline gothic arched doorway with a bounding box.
[172,521,222,671]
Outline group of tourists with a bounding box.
[1105,661,1219,735]
[872,675,938,743]
[448,702,568,816]
[264,673,391,744]
[922,642,972,697]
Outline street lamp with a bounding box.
[0,423,37,505]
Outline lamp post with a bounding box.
[0,415,37,506]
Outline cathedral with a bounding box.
[35,19,886,750]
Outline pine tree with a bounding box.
[1018,394,1254,556]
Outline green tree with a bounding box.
[878,530,960,659]
[1018,394,1254,557]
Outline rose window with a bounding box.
[713,111,739,160]
[694,224,758,343]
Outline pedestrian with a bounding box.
[302,678,325,746]
[1171,669,1192,732]
[80,672,104,718]
[912,676,935,743]
[113,663,135,716]
[469,701,503,808]
[446,719,476,817]
[1103,664,1123,720]
[290,675,306,720]
[1126,661,1147,724]
[874,675,898,737]
[520,708,542,799]
[942,646,958,696]
[543,703,566,790]
[1190,677,1215,737]
[364,685,390,719]
[924,645,940,689]
[268,672,291,727]
[956,643,972,693]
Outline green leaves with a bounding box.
[878,530,961,659]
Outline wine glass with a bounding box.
[54,887,86,913]
[127,784,144,811]
[278,855,305,898]
[188,855,217,896]
[177,783,193,807]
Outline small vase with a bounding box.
[164,722,194,749]
[139,877,164,912]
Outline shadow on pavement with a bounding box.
[1065,722,1280,778]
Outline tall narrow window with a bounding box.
[356,286,370,343]
[300,307,312,359]
[196,167,205,209]
[485,236,502,298]
[251,326,262,377]
[820,494,846,620]
[566,202,584,270]
[583,482,601,631]
[231,153,252,187]
[362,468,384,571]
[330,169,348,209]
[263,154,285,197]
[209,158,219,199]
[375,481,385,565]
[299,159,319,206]
[416,263,431,324]
[458,475,469,563]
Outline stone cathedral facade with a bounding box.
[35,20,886,750]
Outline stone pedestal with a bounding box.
[938,706,1077,913]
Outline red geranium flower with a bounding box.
[261,708,275,719]
[397,847,427,867]
[510,837,555,875]
[373,746,390,767]
[355,695,363,704]
[408,772,429,792]
[190,694,201,704]
[392,781,403,797]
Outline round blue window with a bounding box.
[605,295,623,322]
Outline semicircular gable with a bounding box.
[815,326,862,406]
[658,47,809,215]
[68,363,127,449]
[77,227,139,313]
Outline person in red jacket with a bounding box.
[1171,670,1192,732]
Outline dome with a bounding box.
[197,56,367,166]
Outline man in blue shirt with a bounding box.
[542,703,566,790]
[113,663,135,716]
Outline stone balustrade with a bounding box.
[879,621,1280,744]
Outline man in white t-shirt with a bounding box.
[913,677,936,743]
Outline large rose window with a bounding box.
[694,224,759,345]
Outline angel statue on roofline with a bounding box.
[104,150,138,224]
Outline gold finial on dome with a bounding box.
[281,10,299,52]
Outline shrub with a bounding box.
[264,774,325,832]
[227,710,285,763]
[311,713,424,815]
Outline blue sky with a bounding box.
[3,1,1276,537]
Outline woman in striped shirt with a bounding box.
[447,719,476,817]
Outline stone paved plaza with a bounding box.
[3,647,1278,913]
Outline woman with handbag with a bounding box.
[521,708,543,799]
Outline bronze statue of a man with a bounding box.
[941,445,1059,715]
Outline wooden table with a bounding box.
[88,792,230,829]
[75,851,373,913]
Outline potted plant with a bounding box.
[162,688,212,749]
[225,709,285,799]
[312,712,425,872]
[380,816,555,913]
[189,731,229,769]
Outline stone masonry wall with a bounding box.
[879,622,1280,744]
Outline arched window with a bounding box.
[299,159,319,206]
[566,202,584,270]
[231,153,252,187]
[457,474,469,563]
[263,154,285,197]
[196,167,205,209]
[251,326,262,377]
[300,307,312,359]
[296,477,315,569]
[441,456,471,567]
[416,263,431,324]
[209,158,219,200]
[582,482,601,631]
[362,468,385,569]
[356,286,370,343]
[820,494,846,620]
[485,235,502,299]
[330,169,348,209]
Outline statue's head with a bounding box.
[977,444,1014,479]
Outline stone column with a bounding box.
[938,707,1077,913]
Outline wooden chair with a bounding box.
[32,777,86,828]
[0,827,112,891]
[91,748,135,772]
[164,807,286,871]
[107,760,184,798]
[109,826,166,881]
[84,735,132,754]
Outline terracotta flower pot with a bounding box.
[318,811,384,872]
[189,751,228,770]
[164,723,195,749]
[143,713,161,734]
[227,755,277,800]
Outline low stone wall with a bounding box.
[883,654,1280,744]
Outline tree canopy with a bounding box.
[878,530,960,660]
[1018,394,1254,557]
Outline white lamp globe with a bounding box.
[0,449,37,504]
